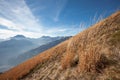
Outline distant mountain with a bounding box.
[11,35,26,40]
[8,36,71,66]
[0,37,36,66]
[0,39,4,42]
[0,35,35,58]
[29,36,65,46]
[0,35,71,72]
[11,35,66,46]
[0,39,7,43]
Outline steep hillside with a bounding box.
[0,11,120,80]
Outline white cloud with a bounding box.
[43,24,84,37]
[27,0,67,22]
[53,0,68,22]
[0,29,43,39]
[0,17,23,31]
[0,0,43,39]
[0,0,80,39]
[46,28,67,33]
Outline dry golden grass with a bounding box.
[60,10,120,78]
[61,38,76,69]
[0,11,120,80]
[77,44,101,73]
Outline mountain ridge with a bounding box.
[0,35,70,72]
[8,36,70,67]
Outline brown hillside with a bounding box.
[0,11,120,80]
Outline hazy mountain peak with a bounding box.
[41,36,51,38]
[13,35,25,38]
[11,35,26,40]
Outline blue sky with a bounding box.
[0,0,120,39]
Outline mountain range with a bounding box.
[8,36,70,67]
[0,35,70,72]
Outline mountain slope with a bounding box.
[0,11,120,80]
[29,36,65,46]
[0,35,67,72]
[8,37,70,66]
[0,38,35,63]
[0,35,35,60]
[0,35,37,72]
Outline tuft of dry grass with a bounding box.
[61,51,75,69]
[61,38,76,69]
[77,44,102,73]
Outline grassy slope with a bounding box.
[0,11,120,80]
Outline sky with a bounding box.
[0,0,120,39]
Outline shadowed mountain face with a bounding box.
[0,39,5,42]
[0,35,70,72]
[0,37,35,72]
[0,37,34,63]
